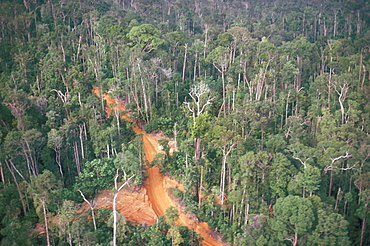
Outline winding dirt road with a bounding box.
[92,87,226,246]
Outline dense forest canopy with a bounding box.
[0,0,370,245]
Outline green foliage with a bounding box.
[296,164,321,197]
[127,24,166,53]
[0,184,38,245]
[191,112,212,139]
[28,170,62,216]
[74,158,116,199]
[270,195,315,244]
[144,116,174,136]
[0,0,369,244]
[269,153,292,198]
[113,149,143,184]
[308,208,350,245]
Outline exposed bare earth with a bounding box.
[83,87,227,245]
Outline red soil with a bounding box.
[88,87,227,246]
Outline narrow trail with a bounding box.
[92,87,226,246]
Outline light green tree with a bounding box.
[127,24,166,53]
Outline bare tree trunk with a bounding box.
[199,165,203,208]
[360,217,366,246]
[220,151,227,205]
[193,51,198,81]
[181,44,188,106]
[41,198,51,246]
[296,55,302,91]
[329,168,333,197]
[55,147,64,183]
[5,160,27,214]
[74,142,81,174]
[78,124,85,159]
[221,70,226,116]
[114,109,121,136]
[335,187,343,212]
[293,231,298,246]
[137,63,149,123]
[77,190,96,230]
[336,83,348,125]
[285,90,291,125]
[113,171,134,246]
[244,203,249,225]
[0,161,5,184]
[194,138,201,160]
[24,139,38,176]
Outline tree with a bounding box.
[355,173,370,246]
[296,164,321,197]
[165,207,184,246]
[126,24,166,53]
[3,129,45,177]
[184,82,214,160]
[2,90,31,131]
[28,170,62,246]
[280,36,316,92]
[270,195,314,246]
[309,207,350,245]
[206,46,231,116]
[210,120,242,206]
[57,200,79,246]
[76,190,97,231]
[269,153,292,198]
[184,82,214,124]
[47,129,64,182]
[74,158,116,199]
[316,108,355,197]
[112,169,134,246]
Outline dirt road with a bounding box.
[93,87,226,246]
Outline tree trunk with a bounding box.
[193,51,198,81]
[199,165,203,208]
[194,137,201,160]
[335,187,341,210]
[296,56,303,91]
[41,198,51,246]
[137,63,149,123]
[74,142,81,174]
[114,109,121,136]
[77,190,97,231]
[220,153,227,205]
[0,161,4,184]
[360,217,366,246]
[5,160,27,214]
[221,70,226,117]
[244,203,249,225]
[329,168,333,197]
[292,231,298,246]
[113,172,134,246]
[182,43,188,86]
[113,193,118,246]
[55,147,64,183]
[78,124,85,159]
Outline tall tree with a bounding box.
[206,46,231,116]
[270,195,314,246]
[210,119,241,206]
[28,170,62,246]
[184,82,214,160]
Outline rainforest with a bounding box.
[0,0,370,245]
